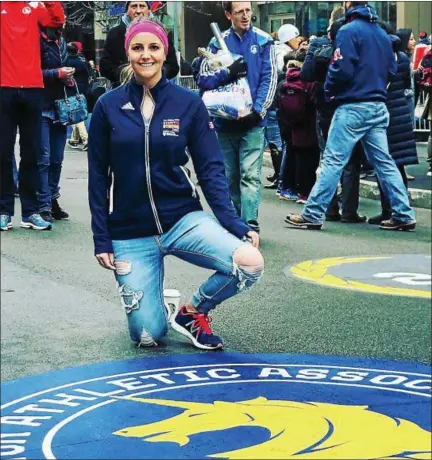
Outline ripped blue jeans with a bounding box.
[112,211,262,345]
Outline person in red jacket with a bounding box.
[0,1,65,232]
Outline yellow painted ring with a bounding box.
[290,256,431,299]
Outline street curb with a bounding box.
[263,151,431,210]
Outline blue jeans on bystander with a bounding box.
[217,127,265,231]
[38,117,67,212]
[302,102,415,224]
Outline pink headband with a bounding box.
[125,20,169,55]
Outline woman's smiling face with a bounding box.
[127,32,166,86]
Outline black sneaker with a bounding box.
[172,306,223,350]
[67,139,82,149]
[380,218,416,231]
[325,213,341,222]
[368,213,391,226]
[52,199,69,220]
[40,211,53,223]
[341,215,367,224]
[264,180,278,189]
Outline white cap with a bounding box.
[278,24,300,44]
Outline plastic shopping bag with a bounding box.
[201,51,253,120]
[200,23,253,120]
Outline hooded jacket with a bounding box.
[99,14,179,87]
[0,1,65,88]
[88,78,250,255]
[198,26,278,131]
[386,35,418,166]
[324,5,397,104]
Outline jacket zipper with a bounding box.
[179,165,197,198]
[141,88,163,234]
[109,169,114,214]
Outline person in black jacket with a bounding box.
[65,42,92,150]
[39,26,73,223]
[368,27,418,225]
[100,1,179,87]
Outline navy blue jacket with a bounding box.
[324,5,397,104]
[40,33,71,110]
[64,53,91,96]
[198,26,277,131]
[301,37,336,121]
[88,78,250,255]
[386,37,418,166]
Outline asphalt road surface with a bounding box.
[1,146,431,382]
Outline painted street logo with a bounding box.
[287,255,431,299]
[1,355,431,459]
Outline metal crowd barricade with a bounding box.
[178,75,199,94]
[414,90,431,132]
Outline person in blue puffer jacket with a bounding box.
[39,26,74,223]
[88,18,264,352]
[197,1,278,233]
[368,27,418,225]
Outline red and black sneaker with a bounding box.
[172,306,223,350]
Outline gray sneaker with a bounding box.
[20,214,52,231]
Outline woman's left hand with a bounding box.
[246,231,260,248]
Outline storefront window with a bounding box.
[260,1,398,39]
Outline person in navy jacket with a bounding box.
[197,1,278,234]
[286,1,416,232]
[88,18,264,351]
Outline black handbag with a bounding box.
[55,78,88,126]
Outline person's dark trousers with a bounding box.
[295,146,320,196]
[279,129,296,191]
[319,116,362,218]
[0,87,42,217]
[269,144,282,179]
[38,117,67,212]
[12,154,19,194]
[379,164,408,216]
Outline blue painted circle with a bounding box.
[1,353,430,459]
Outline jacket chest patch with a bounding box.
[162,119,180,137]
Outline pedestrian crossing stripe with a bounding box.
[289,256,431,299]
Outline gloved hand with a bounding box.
[227,58,247,80]
[239,111,262,129]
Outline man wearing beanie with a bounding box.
[100,1,179,87]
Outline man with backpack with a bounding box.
[286,1,416,232]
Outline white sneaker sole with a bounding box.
[20,222,52,231]
[1,224,12,231]
[170,319,223,351]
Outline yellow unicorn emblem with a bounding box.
[113,396,431,459]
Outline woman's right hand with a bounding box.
[96,253,115,270]
[58,67,75,79]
